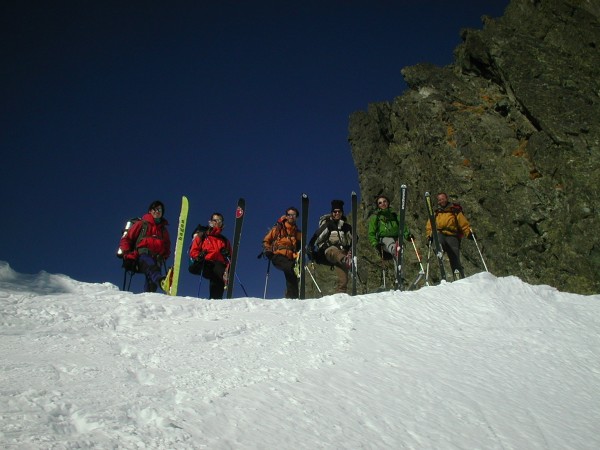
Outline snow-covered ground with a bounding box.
[1,260,599,449]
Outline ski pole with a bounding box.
[469,227,489,272]
[305,263,322,293]
[263,259,271,299]
[234,271,249,297]
[225,256,249,297]
[197,276,204,298]
[380,246,386,290]
[197,261,206,298]
[410,237,429,286]
[123,270,135,291]
[425,242,432,284]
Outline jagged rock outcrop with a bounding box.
[344,0,599,295]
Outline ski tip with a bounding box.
[302,193,308,198]
[401,184,407,188]
[425,191,430,196]
[351,191,357,196]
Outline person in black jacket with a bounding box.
[308,200,353,293]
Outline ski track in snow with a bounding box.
[1,261,600,449]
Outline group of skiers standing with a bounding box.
[118,193,474,299]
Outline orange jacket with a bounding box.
[263,216,301,259]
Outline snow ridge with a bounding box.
[1,261,599,449]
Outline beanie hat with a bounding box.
[331,199,344,211]
[148,200,165,214]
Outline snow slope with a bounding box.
[1,261,599,449]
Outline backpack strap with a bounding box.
[134,220,150,253]
[451,204,464,238]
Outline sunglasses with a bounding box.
[152,207,163,213]
[332,209,343,214]
[377,200,387,205]
[286,213,297,217]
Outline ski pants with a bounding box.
[271,254,299,298]
[201,261,227,299]
[380,237,398,261]
[324,246,349,293]
[438,233,465,279]
[137,253,164,292]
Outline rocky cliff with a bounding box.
[343,0,599,295]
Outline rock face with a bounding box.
[346,0,599,295]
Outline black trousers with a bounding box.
[190,260,227,299]
[438,233,465,278]
[271,254,299,298]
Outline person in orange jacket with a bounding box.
[188,213,232,299]
[262,206,302,298]
[425,192,473,279]
[119,200,171,292]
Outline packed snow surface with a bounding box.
[1,261,599,449]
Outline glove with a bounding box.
[427,236,433,245]
[469,232,476,240]
[264,251,274,260]
[407,233,415,241]
[122,258,137,272]
[123,250,138,261]
[306,247,315,260]
[197,250,207,262]
[220,248,230,258]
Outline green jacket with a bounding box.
[368,208,411,247]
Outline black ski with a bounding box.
[299,193,309,299]
[351,191,358,296]
[396,184,408,290]
[425,192,446,282]
[226,198,245,298]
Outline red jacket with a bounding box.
[119,213,171,261]
[189,226,231,264]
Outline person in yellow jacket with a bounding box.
[425,192,473,279]
[263,206,302,298]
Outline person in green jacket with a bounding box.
[368,195,412,260]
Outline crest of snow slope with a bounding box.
[1,260,599,449]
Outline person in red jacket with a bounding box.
[119,200,171,293]
[188,212,232,299]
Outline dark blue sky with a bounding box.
[2,1,508,298]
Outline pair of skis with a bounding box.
[392,185,432,291]
[425,191,447,282]
[162,196,245,298]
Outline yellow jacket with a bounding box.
[426,204,471,239]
